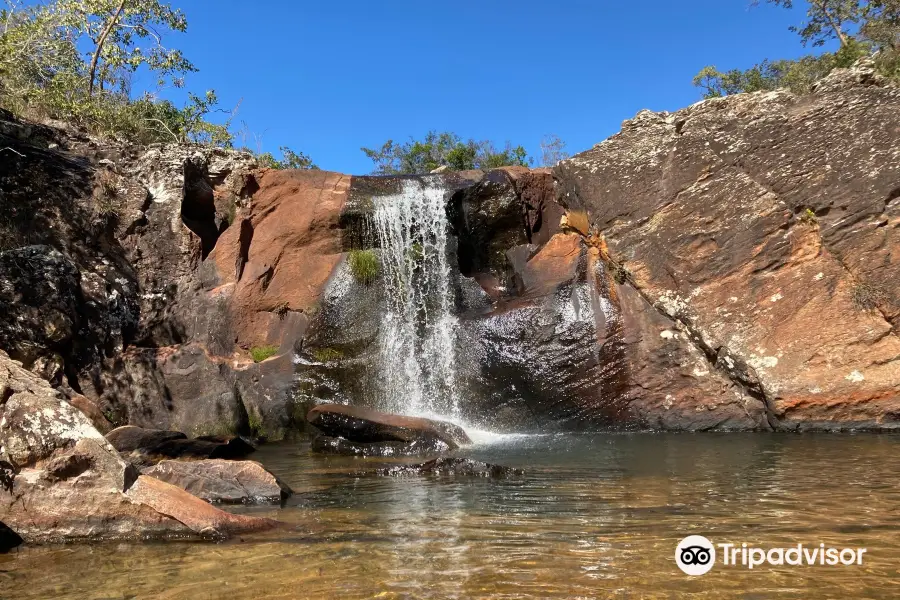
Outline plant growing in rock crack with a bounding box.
[851,281,889,311]
[249,344,279,362]
[311,347,343,363]
[612,262,631,285]
[273,301,290,319]
[798,207,818,226]
[92,169,122,218]
[348,249,379,285]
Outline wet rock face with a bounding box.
[308,404,471,450]
[556,62,900,430]
[311,434,452,457]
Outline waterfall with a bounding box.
[372,178,459,418]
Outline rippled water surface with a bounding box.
[3,433,900,599]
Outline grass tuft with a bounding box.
[348,249,380,285]
[250,345,279,362]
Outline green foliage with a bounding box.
[361,130,533,175]
[249,344,279,363]
[257,145,318,170]
[348,249,379,284]
[247,410,264,438]
[799,207,819,225]
[694,1,899,98]
[0,0,314,160]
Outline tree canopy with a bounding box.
[0,0,315,164]
[361,131,532,175]
[693,0,900,98]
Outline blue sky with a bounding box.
[145,1,820,174]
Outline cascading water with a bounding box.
[372,178,459,418]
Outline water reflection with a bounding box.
[2,433,899,598]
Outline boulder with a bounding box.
[307,404,471,450]
[105,425,187,453]
[375,457,524,478]
[105,425,255,467]
[125,475,280,538]
[0,351,277,542]
[311,434,451,457]
[144,459,291,504]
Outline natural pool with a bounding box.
[2,433,899,599]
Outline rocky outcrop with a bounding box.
[0,350,277,543]
[144,459,291,504]
[555,61,900,430]
[307,404,471,455]
[2,62,897,437]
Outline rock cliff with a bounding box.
[0,60,897,436]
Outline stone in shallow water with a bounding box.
[307,404,471,450]
[145,459,292,504]
[374,457,524,478]
[0,521,23,553]
[311,434,451,457]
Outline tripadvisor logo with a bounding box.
[676,535,716,575]
[675,536,868,576]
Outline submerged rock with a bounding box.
[375,457,523,478]
[311,434,451,457]
[0,351,278,543]
[307,404,471,450]
[145,459,292,504]
[0,521,23,553]
[105,425,256,467]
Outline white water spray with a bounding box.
[372,178,459,418]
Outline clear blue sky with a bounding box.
[145,1,820,174]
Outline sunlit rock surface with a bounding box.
[556,60,900,430]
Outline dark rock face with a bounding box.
[375,457,523,478]
[105,425,255,467]
[555,61,900,430]
[307,404,471,451]
[144,459,291,504]
[0,246,84,367]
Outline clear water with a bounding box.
[3,433,900,599]
[372,178,459,417]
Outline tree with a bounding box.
[540,134,570,166]
[693,0,896,98]
[361,131,531,175]
[759,0,866,47]
[54,0,195,96]
[258,146,318,170]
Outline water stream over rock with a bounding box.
[372,178,460,419]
